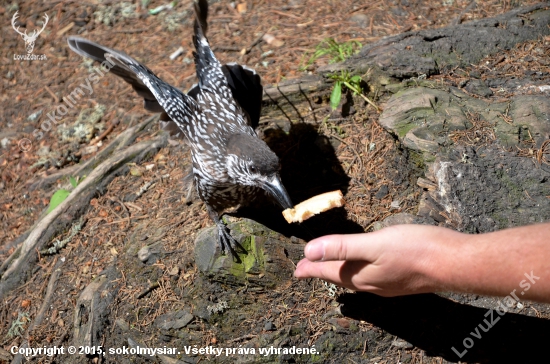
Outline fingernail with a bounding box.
[304,241,324,261]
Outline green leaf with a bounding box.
[330,81,342,111]
[350,75,362,83]
[47,189,70,214]
[69,176,77,188]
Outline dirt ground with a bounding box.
[1,1,548,363]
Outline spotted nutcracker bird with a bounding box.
[67,0,293,254]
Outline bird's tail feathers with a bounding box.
[192,0,227,92]
[194,0,208,36]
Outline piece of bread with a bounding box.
[282,190,345,223]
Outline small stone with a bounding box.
[350,13,369,28]
[138,246,151,262]
[115,318,130,331]
[0,138,10,149]
[264,321,275,331]
[375,184,389,199]
[469,70,481,79]
[154,310,194,330]
[27,110,43,122]
[465,79,493,97]
[336,318,350,328]
[169,266,179,276]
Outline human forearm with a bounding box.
[426,223,550,302]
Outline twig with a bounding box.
[28,258,65,332]
[113,28,149,34]
[348,1,383,14]
[44,85,60,103]
[137,282,160,299]
[245,33,265,54]
[269,10,301,19]
[136,179,157,198]
[91,119,119,145]
[226,334,258,344]
[452,1,477,25]
[27,115,158,191]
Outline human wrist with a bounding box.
[413,226,472,294]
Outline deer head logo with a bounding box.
[12,11,49,54]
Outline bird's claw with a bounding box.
[216,223,245,260]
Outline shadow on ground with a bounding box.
[339,292,550,363]
[237,121,364,241]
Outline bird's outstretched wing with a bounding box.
[104,52,196,133]
[68,36,263,131]
[67,37,164,114]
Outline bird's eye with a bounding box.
[250,165,257,173]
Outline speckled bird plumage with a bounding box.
[67,0,292,254]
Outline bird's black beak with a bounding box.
[262,175,293,210]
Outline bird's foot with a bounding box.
[216,222,246,260]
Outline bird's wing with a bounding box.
[104,52,197,133]
[222,63,263,130]
[188,63,263,129]
[67,37,164,114]
[67,37,183,135]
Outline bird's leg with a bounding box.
[183,171,196,204]
[206,205,244,258]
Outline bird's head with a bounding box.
[226,133,293,209]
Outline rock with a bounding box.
[137,245,158,264]
[350,13,369,28]
[115,318,130,331]
[469,70,481,79]
[0,138,9,149]
[379,83,550,232]
[194,218,305,287]
[375,184,389,199]
[154,310,194,330]
[73,266,120,348]
[464,79,493,97]
[379,87,550,153]
[495,95,550,149]
[264,321,275,331]
[417,151,550,232]
[27,110,43,122]
[321,4,550,78]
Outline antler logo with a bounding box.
[12,11,49,54]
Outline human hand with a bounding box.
[294,224,464,297]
